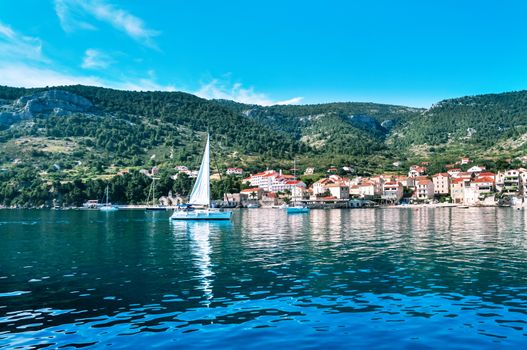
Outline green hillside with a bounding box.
[1,84,527,207]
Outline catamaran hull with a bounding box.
[170,211,232,220]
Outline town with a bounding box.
[202,157,527,208]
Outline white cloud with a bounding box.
[81,49,113,69]
[54,0,159,47]
[195,79,303,106]
[0,21,46,62]
[0,62,176,92]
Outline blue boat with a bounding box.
[287,205,310,214]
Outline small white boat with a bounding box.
[287,205,310,214]
[145,177,167,211]
[100,185,118,212]
[246,203,260,208]
[170,135,232,221]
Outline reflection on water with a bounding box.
[171,221,221,307]
[1,208,527,349]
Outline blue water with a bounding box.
[1,208,527,349]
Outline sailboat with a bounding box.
[100,184,118,211]
[170,135,232,220]
[145,177,166,211]
[287,159,310,214]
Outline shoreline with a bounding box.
[0,204,517,210]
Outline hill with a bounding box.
[1,84,527,206]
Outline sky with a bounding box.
[1,1,527,107]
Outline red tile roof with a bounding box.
[473,177,494,183]
[478,172,496,177]
[451,178,466,184]
[286,180,302,185]
[241,188,260,193]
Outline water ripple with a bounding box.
[0,208,527,348]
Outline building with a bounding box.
[312,178,335,196]
[382,181,403,204]
[304,167,315,175]
[349,185,361,197]
[467,166,485,175]
[432,173,450,195]
[240,188,264,201]
[408,165,427,178]
[447,168,462,177]
[477,172,496,182]
[244,170,299,192]
[393,175,409,187]
[451,171,472,180]
[358,181,377,198]
[451,178,468,204]
[415,179,434,201]
[470,177,494,195]
[175,165,188,172]
[226,167,244,175]
[326,183,350,200]
[460,157,471,165]
[292,184,309,201]
[496,170,521,194]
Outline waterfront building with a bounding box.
[432,173,450,195]
[244,170,299,192]
[326,183,350,200]
[451,178,469,204]
[312,178,336,196]
[415,179,434,201]
[470,176,495,195]
[381,181,403,204]
[240,188,264,202]
[496,170,521,194]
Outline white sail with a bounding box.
[188,135,210,206]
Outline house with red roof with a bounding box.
[408,165,427,178]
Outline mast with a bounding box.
[151,178,156,206]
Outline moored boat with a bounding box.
[287,205,310,214]
[100,185,118,212]
[145,177,167,211]
[170,135,232,221]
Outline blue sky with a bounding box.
[1,1,527,107]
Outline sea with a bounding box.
[1,208,526,349]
